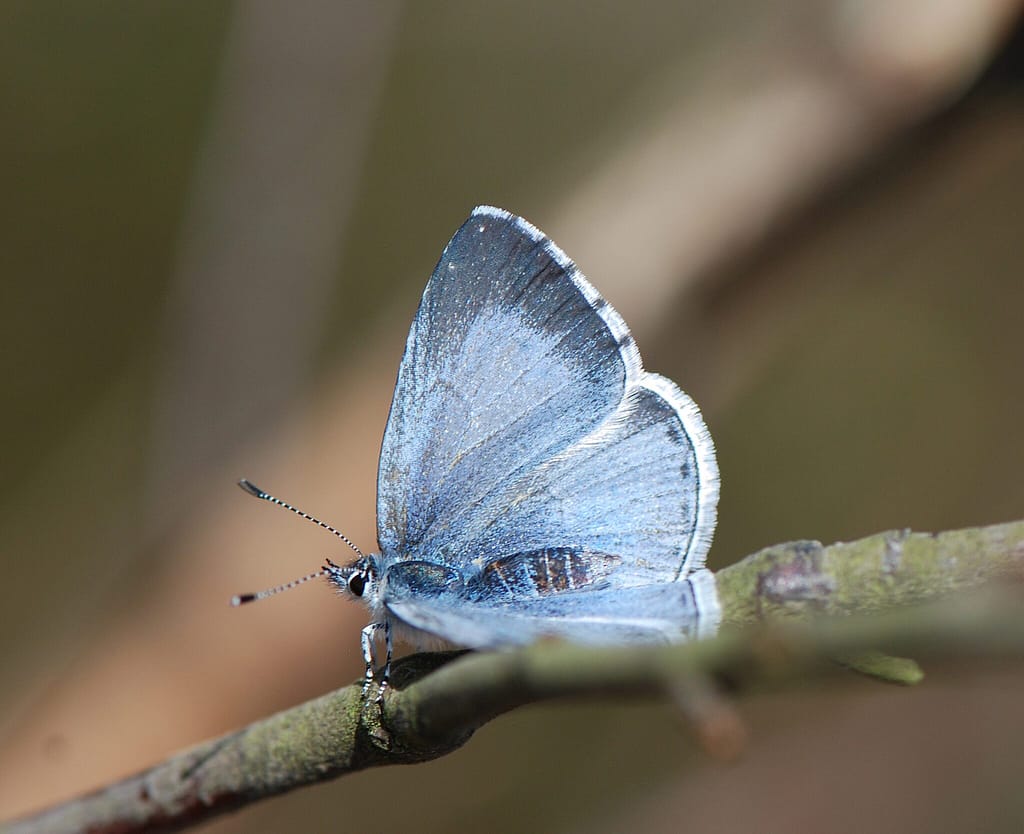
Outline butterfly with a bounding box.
[236,206,720,687]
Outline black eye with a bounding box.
[348,573,365,597]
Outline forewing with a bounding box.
[378,207,635,560]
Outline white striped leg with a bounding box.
[376,620,392,705]
[360,621,392,703]
[360,622,385,690]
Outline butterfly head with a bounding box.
[324,555,381,608]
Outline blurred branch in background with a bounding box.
[146,0,399,532]
[8,517,1023,834]
[555,0,1021,336]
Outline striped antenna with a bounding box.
[231,567,328,606]
[237,478,364,558]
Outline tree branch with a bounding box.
[6,519,1024,834]
[715,520,1024,625]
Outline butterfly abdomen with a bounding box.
[469,548,621,601]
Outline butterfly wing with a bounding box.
[447,376,718,585]
[384,568,721,649]
[377,206,719,594]
[378,207,631,559]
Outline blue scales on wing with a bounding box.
[377,207,630,562]
[375,206,720,645]
[445,379,714,584]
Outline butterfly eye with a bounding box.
[348,572,366,597]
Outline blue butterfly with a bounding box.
[237,206,720,686]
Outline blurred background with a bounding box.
[2,1,1024,831]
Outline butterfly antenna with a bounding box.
[237,478,364,558]
[231,567,330,606]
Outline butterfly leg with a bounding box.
[374,620,393,706]
[360,621,386,696]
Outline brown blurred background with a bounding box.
[2,2,1024,832]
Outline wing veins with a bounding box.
[411,273,618,540]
